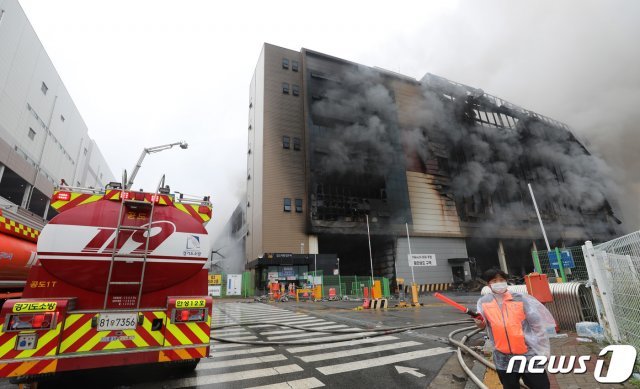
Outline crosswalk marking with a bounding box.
[213,335,258,341]
[213,313,312,318]
[197,354,287,369]
[298,341,423,362]
[260,324,347,336]
[211,330,250,336]
[316,347,454,375]
[210,342,247,350]
[144,364,304,388]
[296,321,336,327]
[267,329,357,341]
[286,335,399,354]
[245,377,326,389]
[213,346,274,358]
[268,332,377,342]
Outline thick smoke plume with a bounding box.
[310,63,620,239]
[311,67,400,176]
[416,85,620,238]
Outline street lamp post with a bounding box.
[366,214,374,289]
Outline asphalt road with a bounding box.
[0,293,483,388]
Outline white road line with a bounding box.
[218,315,312,324]
[286,335,399,354]
[213,335,258,341]
[260,325,348,336]
[245,377,326,389]
[299,341,423,362]
[210,343,247,350]
[211,330,251,336]
[144,364,303,388]
[197,354,287,369]
[316,347,454,375]
[268,331,375,341]
[267,330,357,341]
[270,318,324,325]
[213,346,275,358]
[220,313,304,319]
[296,321,336,327]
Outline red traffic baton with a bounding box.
[434,292,483,321]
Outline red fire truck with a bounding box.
[0,176,213,380]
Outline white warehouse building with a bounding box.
[0,0,114,223]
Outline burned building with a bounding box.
[244,43,620,287]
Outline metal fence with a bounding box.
[532,246,589,282]
[321,276,390,299]
[582,231,640,351]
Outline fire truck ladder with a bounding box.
[102,174,165,310]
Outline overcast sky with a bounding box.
[19,0,640,238]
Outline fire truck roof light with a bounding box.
[55,192,71,201]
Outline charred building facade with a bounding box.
[245,43,620,286]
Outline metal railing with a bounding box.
[583,231,640,351]
[0,196,46,230]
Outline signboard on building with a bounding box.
[208,274,222,285]
[282,266,295,277]
[548,250,575,269]
[268,272,279,282]
[226,274,242,296]
[408,254,437,267]
[208,285,221,296]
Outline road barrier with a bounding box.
[400,283,451,294]
[481,282,597,330]
[370,299,388,309]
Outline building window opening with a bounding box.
[295,199,303,213]
[284,198,291,212]
[41,82,48,95]
[282,82,289,94]
[282,58,289,69]
[292,84,299,96]
[283,136,290,149]
[293,137,301,150]
[292,60,299,72]
[28,128,36,140]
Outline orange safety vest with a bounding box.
[481,292,528,355]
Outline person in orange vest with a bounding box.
[475,269,555,389]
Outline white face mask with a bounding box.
[490,282,508,294]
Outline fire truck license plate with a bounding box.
[97,313,137,331]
